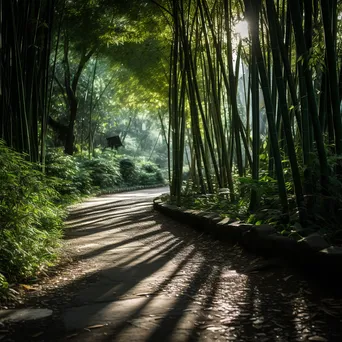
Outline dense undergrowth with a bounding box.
[0,143,165,300]
[46,148,165,202]
[0,143,63,299]
[170,164,342,246]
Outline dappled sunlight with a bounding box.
[66,202,152,225]
[61,193,342,340]
[66,207,151,230]
[290,295,318,338]
[3,0,342,338]
[17,190,342,341]
[118,241,183,268]
[99,237,182,270]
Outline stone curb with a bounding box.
[153,199,342,278]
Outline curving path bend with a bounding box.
[3,187,342,341]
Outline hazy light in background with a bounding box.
[234,20,249,39]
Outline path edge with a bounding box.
[153,199,342,279]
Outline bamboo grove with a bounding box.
[0,0,55,163]
[167,0,342,222]
[1,0,342,226]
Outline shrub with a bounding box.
[45,149,92,199]
[0,273,8,298]
[81,152,122,189]
[141,161,159,173]
[0,141,64,291]
[137,161,165,185]
[118,158,165,186]
[120,158,136,184]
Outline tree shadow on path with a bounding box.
[9,193,342,342]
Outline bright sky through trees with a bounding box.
[234,20,249,38]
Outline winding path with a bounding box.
[4,187,342,341]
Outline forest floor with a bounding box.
[1,187,342,341]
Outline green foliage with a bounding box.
[119,158,136,183]
[119,158,165,186]
[0,141,64,294]
[46,149,164,196]
[239,176,279,201]
[82,151,122,189]
[46,149,124,194]
[137,169,163,185]
[0,143,165,299]
[0,273,9,298]
[45,149,93,201]
[136,160,164,185]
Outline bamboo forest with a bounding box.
[1,1,342,341]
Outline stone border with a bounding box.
[153,199,342,277]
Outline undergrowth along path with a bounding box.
[3,187,342,341]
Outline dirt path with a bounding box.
[2,187,342,341]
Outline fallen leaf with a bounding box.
[20,284,36,291]
[253,324,263,329]
[199,325,212,330]
[319,306,337,317]
[8,288,19,295]
[308,336,328,342]
[66,333,78,339]
[85,324,107,330]
[220,318,232,325]
[206,326,222,332]
[283,275,293,281]
[31,332,43,338]
[272,320,286,328]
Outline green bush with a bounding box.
[118,158,165,186]
[82,151,122,189]
[137,161,165,185]
[138,171,157,185]
[46,150,163,195]
[0,144,165,298]
[45,149,92,200]
[155,170,164,183]
[0,273,8,298]
[46,149,122,195]
[0,142,64,292]
[120,158,136,183]
[141,161,159,173]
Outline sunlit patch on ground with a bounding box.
[7,188,342,342]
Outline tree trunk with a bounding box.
[64,97,77,155]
